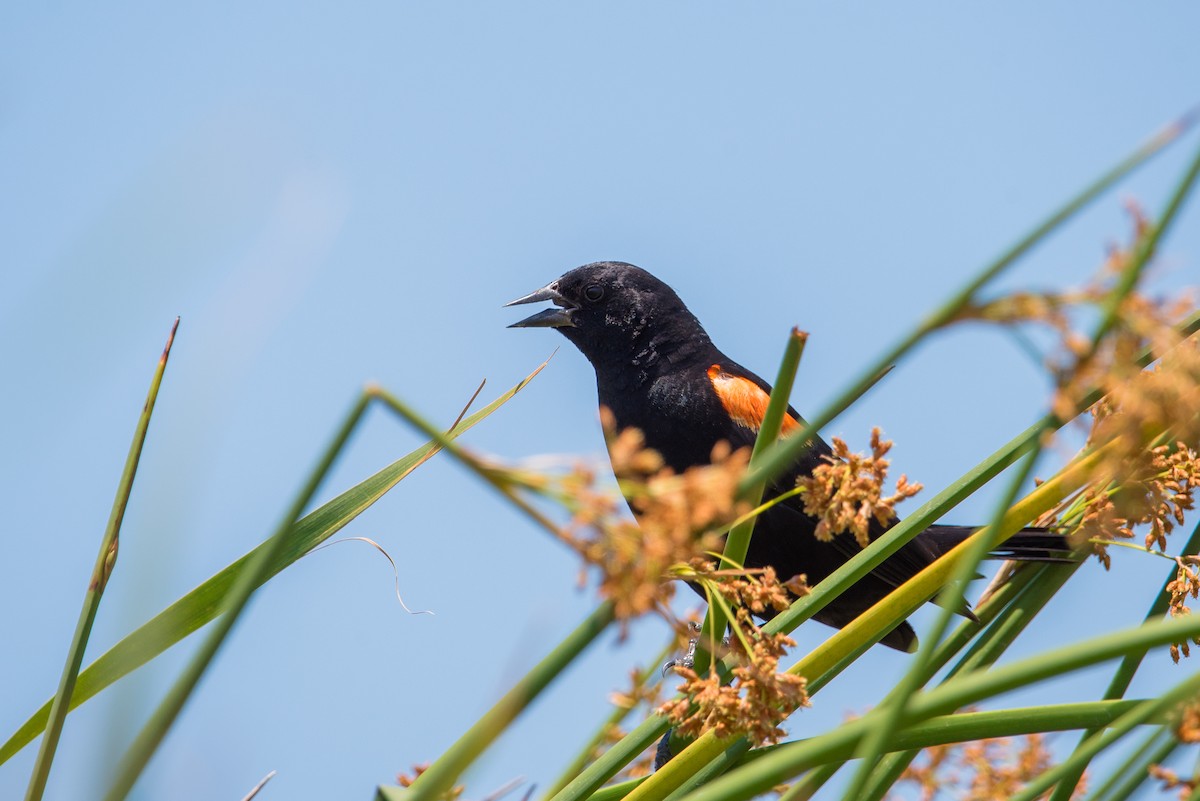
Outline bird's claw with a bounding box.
[662,623,702,676]
[661,642,698,675]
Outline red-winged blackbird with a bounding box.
[507,261,1067,651]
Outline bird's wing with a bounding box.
[817,517,944,590]
[707,359,941,591]
[704,359,831,462]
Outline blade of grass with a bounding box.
[365,383,568,539]
[993,125,1200,796]
[729,328,809,560]
[1048,517,1200,801]
[591,700,1152,801]
[376,603,617,801]
[665,740,753,801]
[848,562,1065,801]
[587,700,1149,801]
[676,613,1200,801]
[104,365,548,799]
[1,364,545,766]
[102,386,374,799]
[539,637,678,801]
[848,564,1086,798]
[24,319,179,801]
[801,701,1145,766]
[845,137,1200,783]
[947,562,1081,678]
[591,777,646,801]
[552,714,675,801]
[364,379,652,799]
[840,449,1042,801]
[1006,670,1200,801]
[857,752,915,801]
[847,127,1200,797]
[1084,727,1177,801]
[775,762,842,801]
[797,438,1106,682]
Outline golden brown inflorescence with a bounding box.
[796,427,923,548]
[658,566,810,747]
[1150,703,1200,799]
[1166,555,1200,663]
[893,729,1085,801]
[1148,764,1198,800]
[1053,441,1200,570]
[1033,429,1199,659]
[1174,697,1200,744]
[957,204,1198,660]
[548,409,753,635]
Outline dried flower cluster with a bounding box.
[892,730,1083,801]
[796,427,922,547]
[958,204,1198,660]
[658,567,810,747]
[545,413,752,635]
[1032,435,1199,657]
[1165,555,1200,662]
[1175,697,1200,744]
[1149,764,1197,800]
[1081,336,1200,468]
[1131,446,1198,554]
[1035,434,1199,662]
[1049,443,1200,569]
[1064,487,1133,566]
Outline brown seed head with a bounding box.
[796,428,922,548]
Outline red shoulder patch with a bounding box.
[707,365,799,435]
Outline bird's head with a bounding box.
[506,261,711,372]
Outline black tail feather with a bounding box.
[992,528,1078,562]
[924,525,1076,563]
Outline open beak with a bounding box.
[504,281,577,328]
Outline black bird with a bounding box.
[507,261,1066,651]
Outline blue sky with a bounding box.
[2,4,1199,800]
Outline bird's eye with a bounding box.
[583,285,604,302]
